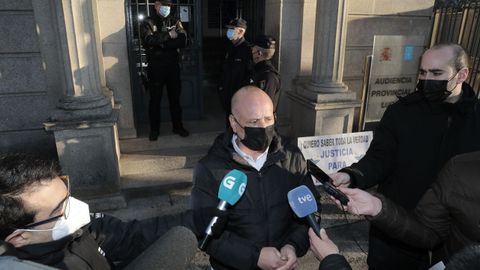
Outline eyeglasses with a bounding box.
[19,176,71,230]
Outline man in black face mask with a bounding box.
[330,43,480,270]
[191,86,319,270]
[416,44,468,104]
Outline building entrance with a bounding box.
[125,0,264,136]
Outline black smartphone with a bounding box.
[307,159,350,205]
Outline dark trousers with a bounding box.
[124,226,196,270]
[367,227,430,270]
[148,64,183,132]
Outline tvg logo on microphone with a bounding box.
[223,176,236,189]
[238,183,246,195]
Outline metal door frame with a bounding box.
[430,0,480,97]
[125,0,203,126]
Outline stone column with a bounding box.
[44,0,125,211]
[288,0,360,137]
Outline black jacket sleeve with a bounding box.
[191,162,262,270]
[319,254,352,270]
[263,73,280,109]
[141,19,186,49]
[369,160,454,248]
[340,106,397,188]
[89,212,196,266]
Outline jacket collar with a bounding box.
[233,37,246,47]
[399,83,477,115]
[14,228,85,265]
[254,60,273,71]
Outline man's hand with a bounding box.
[329,172,351,188]
[257,247,287,270]
[337,187,382,216]
[277,244,298,270]
[308,228,339,261]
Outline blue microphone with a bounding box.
[288,185,321,236]
[199,169,247,250]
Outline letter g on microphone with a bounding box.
[238,183,246,195]
[222,176,236,189]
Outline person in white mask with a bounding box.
[0,153,223,269]
[141,0,189,140]
[218,18,253,127]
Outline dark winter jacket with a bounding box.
[220,37,253,96]
[191,129,319,270]
[252,60,281,111]
[12,213,196,269]
[319,254,352,270]
[341,83,480,209]
[140,13,186,69]
[370,151,480,264]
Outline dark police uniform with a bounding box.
[252,35,280,111]
[141,8,188,139]
[252,61,280,111]
[252,60,280,111]
[219,19,253,121]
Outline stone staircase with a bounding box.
[119,131,218,189]
[106,131,368,269]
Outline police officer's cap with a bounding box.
[155,0,172,5]
[226,18,247,29]
[253,35,276,50]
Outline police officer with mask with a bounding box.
[251,35,280,112]
[141,0,189,140]
[219,18,253,126]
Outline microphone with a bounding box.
[288,185,321,236]
[199,169,248,250]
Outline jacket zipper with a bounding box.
[258,170,270,245]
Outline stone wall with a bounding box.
[97,0,136,139]
[0,0,58,156]
[344,0,434,102]
[268,0,435,133]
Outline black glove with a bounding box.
[192,207,228,238]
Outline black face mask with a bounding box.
[416,73,458,103]
[241,125,275,151]
[234,118,275,151]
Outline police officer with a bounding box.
[141,0,189,140]
[251,35,281,112]
[219,18,253,126]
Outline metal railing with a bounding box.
[430,0,480,97]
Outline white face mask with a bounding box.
[20,197,91,240]
[159,6,171,17]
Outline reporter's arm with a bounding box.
[319,254,352,270]
[369,180,449,249]
[308,228,352,270]
[89,212,195,267]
